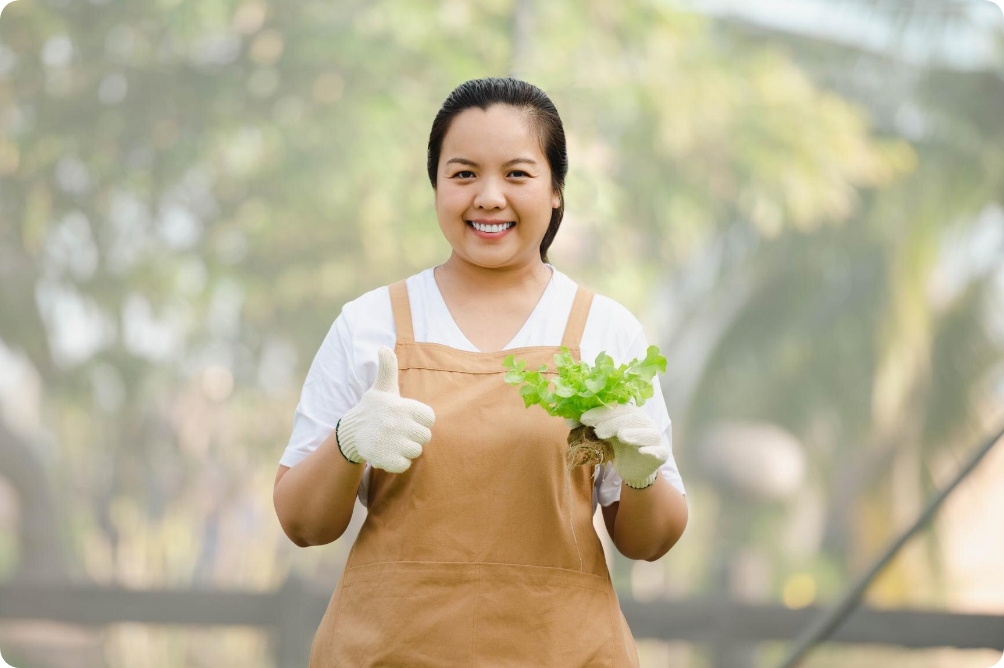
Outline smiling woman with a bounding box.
[273,77,688,668]
[435,105,557,253]
[427,78,567,270]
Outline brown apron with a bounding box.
[308,279,641,667]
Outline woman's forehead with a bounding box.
[440,105,544,163]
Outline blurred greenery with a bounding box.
[0,0,1002,666]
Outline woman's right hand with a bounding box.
[335,346,435,473]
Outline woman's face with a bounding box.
[434,104,560,269]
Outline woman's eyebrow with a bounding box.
[444,157,538,168]
[503,158,538,168]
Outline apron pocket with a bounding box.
[475,563,616,668]
[323,561,479,668]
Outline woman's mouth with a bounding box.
[467,220,515,239]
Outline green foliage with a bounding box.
[502,345,667,421]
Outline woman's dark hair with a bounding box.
[427,77,567,264]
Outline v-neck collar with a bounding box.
[427,264,557,353]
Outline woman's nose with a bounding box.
[473,177,506,210]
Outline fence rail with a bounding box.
[1,579,1001,667]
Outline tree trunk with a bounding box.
[0,418,72,582]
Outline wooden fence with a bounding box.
[1,578,1002,667]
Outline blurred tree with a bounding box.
[1,0,999,664]
[676,13,1004,619]
[0,0,902,583]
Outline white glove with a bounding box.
[336,346,435,473]
[577,403,668,489]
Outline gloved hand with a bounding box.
[575,403,668,489]
[336,346,435,473]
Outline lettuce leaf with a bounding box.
[502,345,667,421]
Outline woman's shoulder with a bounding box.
[586,294,646,356]
[590,293,642,329]
[552,271,646,365]
[330,271,430,385]
[552,268,643,334]
[339,268,432,323]
[338,284,390,329]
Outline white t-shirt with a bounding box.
[280,263,686,515]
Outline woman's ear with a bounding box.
[551,189,561,209]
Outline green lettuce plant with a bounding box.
[502,345,667,467]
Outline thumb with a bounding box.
[371,346,400,395]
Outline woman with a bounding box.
[273,77,688,667]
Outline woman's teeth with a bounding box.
[471,221,515,233]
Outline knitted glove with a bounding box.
[336,346,435,473]
[576,403,668,489]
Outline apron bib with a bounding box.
[308,279,640,667]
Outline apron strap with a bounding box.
[560,286,594,350]
[388,280,415,344]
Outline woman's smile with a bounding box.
[467,219,516,238]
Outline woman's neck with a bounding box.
[436,255,552,295]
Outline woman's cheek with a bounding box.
[452,191,472,218]
[438,191,466,223]
[517,194,550,231]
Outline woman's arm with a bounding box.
[601,476,688,562]
[273,427,366,547]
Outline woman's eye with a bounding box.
[508,170,528,177]
[452,171,475,179]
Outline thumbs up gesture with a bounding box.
[336,346,436,473]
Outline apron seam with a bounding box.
[473,562,480,667]
[396,359,580,374]
[344,559,606,575]
[341,578,606,594]
[396,366,518,375]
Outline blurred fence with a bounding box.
[1,578,1002,668]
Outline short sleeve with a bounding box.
[595,328,686,506]
[279,309,367,470]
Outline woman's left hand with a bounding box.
[578,403,668,489]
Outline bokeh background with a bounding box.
[1,0,1003,666]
